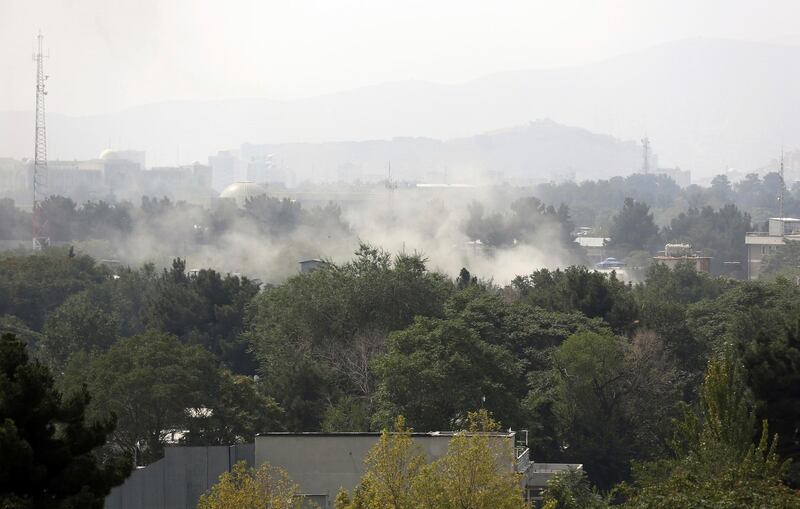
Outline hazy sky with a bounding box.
[2,0,800,116]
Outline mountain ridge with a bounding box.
[1,37,798,176]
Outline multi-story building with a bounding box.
[745,217,800,279]
[208,149,242,192]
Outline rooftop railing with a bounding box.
[515,447,531,473]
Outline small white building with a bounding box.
[575,236,609,264]
[299,259,328,274]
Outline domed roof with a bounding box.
[219,181,267,204]
[99,148,120,160]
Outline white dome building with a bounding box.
[219,181,267,207]
[98,149,146,168]
[99,148,120,160]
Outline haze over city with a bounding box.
[2,2,800,508]
[3,0,800,173]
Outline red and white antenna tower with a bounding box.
[32,32,49,250]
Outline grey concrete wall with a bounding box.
[106,434,526,509]
[254,433,514,508]
[104,444,254,509]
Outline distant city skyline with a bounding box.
[2,0,800,116]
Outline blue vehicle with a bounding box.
[595,257,626,269]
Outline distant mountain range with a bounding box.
[241,119,641,183]
[1,37,799,179]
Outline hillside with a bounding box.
[1,38,798,177]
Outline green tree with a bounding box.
[197,461,307,509]
[181,370,284,446]
[664,204,751,276]
[445,286,611,460]
[336,416,425,509]
[541,468,607,509]
[0,333,130,509]
[635,262,734,374]
[513,266,638,333]
[373,317,521,431]
[0,249,107,330]
[245,245,452,431]
[762,239,800,277]
[339,411,525,509]
[0,199,31,241]
[142,260,261,374]
[61,332,217,463]
[621,352,800,508]
[740,319,800,486]
[686,279,800,483]
[62,331,279,464]
[608,197,660,253]
[552,331,681,488]
[412,410,526,509]
[41,289,121,371]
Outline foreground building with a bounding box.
[105,431,580,509]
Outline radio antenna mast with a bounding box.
[779,147,785,219]
[32,32,50,250]
[641,136,650,174]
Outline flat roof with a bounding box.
[575,237,608,247]
[745,236,785,245]
[653,256,711,260]
[256,431,515,438]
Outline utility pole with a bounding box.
[779,147,785,219]
[32,32,49,250]
[641,136,650,174]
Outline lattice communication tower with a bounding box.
[32,32,50,250]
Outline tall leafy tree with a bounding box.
[663,204,751,276]
[513,266,638,333]
[246,244,452,430]
[197,461,305,509]
[0,333,130,509]
[335,416,425,509]
[762,239,800,277]
[338,411,526,509]
[542,469,607,509]
[373,317,521,431]
[608,197,660,253]
[62,331,281,464]
[621,352,799,507]
[551,331,682,489]
[41,289,121,371]
[412,410,526,509]
[0,249,107,330]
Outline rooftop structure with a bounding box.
[653,243,712,273]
